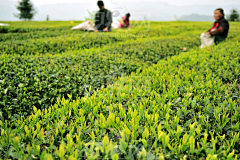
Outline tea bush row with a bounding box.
[0,36,200,121]
[0,41,239,159]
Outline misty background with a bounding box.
[1,0,240,21]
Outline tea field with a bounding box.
[0,21,240,159]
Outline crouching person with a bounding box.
[95,0,112,32]
[201,8,229,48]
[119,13,133,28]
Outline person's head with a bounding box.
[126,13,131,20]
[97,0,104,10]
[214,8,224,21]
[126,13,131,18]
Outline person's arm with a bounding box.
[123,19,128,27]
[206,22,216,35]
[95,12,100,31]
[104,10,112,31]
[119,17,126,27]
[209,27,224,36]
[209,22,227,36]
[206,29,211,34]
[207,24,213,33]
[205,27,212,35]
[207,27,212,32]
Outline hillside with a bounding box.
[178,14,215,22]
[0,21,240,159]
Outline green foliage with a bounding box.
[85,10,98,21]
[0,21,239,159]
[0,21,83,33]
[14,0,37,20]
[0,35,200,121]
[0,41,239,159]
[228,8,240,22]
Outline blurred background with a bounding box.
[0,0,240,21]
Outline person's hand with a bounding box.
[94,30,98,33]
[205,32,210,35]
[103,27,108,32]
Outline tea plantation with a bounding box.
[0,21,239,159]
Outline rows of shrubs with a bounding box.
[0,21,239,159]
[0,36,200,121]
[0,26,200,55]
[0,21,83,33]
[0,40,239,159]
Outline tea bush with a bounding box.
[0,21,215,55]
[0,36,200,121]
[0,21,83,33]
[0,21,239,159]
[0,41,239,159]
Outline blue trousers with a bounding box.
[215,35,226,45]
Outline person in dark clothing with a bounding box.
[206,8,229,44]
[94,0,112,32]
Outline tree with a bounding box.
[15,0,36,20]
[228,8,240,22]
[46,15,49,21]
[85,10,98,21]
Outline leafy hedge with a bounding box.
[1,21,239,56]
[0,21,239,159]
[0,41,239,159]
[0,22,215,55]
[0,36,200,121]
[0,21,83,33]
[0,32,148,55]
[0,30,74,42]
